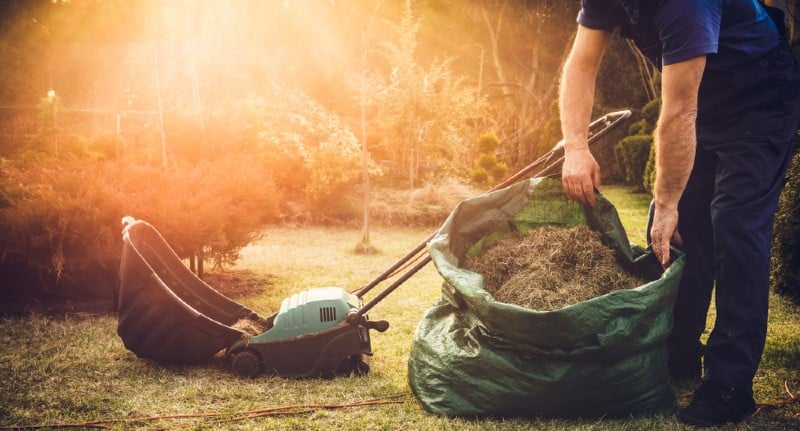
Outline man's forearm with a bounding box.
[652,56,706,211]
[653,110,696,210]
[648,55,704,267]
[559,26,610,152]
[559,59,597,152]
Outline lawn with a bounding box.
[1,184,799,430]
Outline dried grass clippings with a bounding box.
[463,225,646,311]
[232,317,269,337]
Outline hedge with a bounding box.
[614,134,653,191]
[771,147,800,303]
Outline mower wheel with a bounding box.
[337,355,370,376]
[231,350,262,378]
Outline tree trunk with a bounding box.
[357,2,382,253]
[154,42,168,171]
[409,145,416,189]
[481,0,511,99]
[359,36,371,247]
[197,250,204,279]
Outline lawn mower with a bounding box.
[116,109,631,378]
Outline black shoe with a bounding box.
[676,381,756,427]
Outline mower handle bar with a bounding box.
[350,109,632,320]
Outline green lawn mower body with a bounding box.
[227,286,382,378]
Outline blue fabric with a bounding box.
[578,0,780,71]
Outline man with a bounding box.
[559,0,800,427]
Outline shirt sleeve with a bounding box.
[577,0,624,32]
[657,0,721,65]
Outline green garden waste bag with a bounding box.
[408,177,684,418]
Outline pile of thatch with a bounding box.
[463,225,645,311]
[232,317,270,338]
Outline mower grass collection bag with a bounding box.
[408,178,685,418]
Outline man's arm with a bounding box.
[560,25,612,206]
[650,55,706,268]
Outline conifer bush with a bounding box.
[612,98,660,192]
[614,134,652,191]
[0,152,280,308]
[470,133,507,186]
[771,148,800,303]
[0,158,126,307]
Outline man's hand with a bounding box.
[562,147,600,206]
[650,205,683,269]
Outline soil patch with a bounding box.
[463,225,645,311]
[203,269,272,299]
[204,269,273,337]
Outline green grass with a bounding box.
[600,184,652,247]
[1,184,799,430]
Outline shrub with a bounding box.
[614,134,653,191]
[0,158,126,306]
[89,133,124,159]
[257,138,309,200]
[0,150,280,307]
[477,153,498,170]
[639,99,662,192]
[162,113,209,164]
[616,98,660,191]
[535,101,562,160]
[641,98,661,127]
[471,133,506,186]
[0,159,124,275]
[771,148,800,303]
[119,155,280,268]
[470,168,489,186]
[251,87,375,216]
[477,133,500,153]
[304,134,363,214]
[643,143,656,193]
[490,163,508,182]
[628,119,648,136]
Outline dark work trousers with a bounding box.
[668,40,800,391]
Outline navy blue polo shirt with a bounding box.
[578,0,781,71]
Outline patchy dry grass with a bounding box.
[0,184,798,430]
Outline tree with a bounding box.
[470,0,581,165]
[376,0,486,188]
[354,1,383,255]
